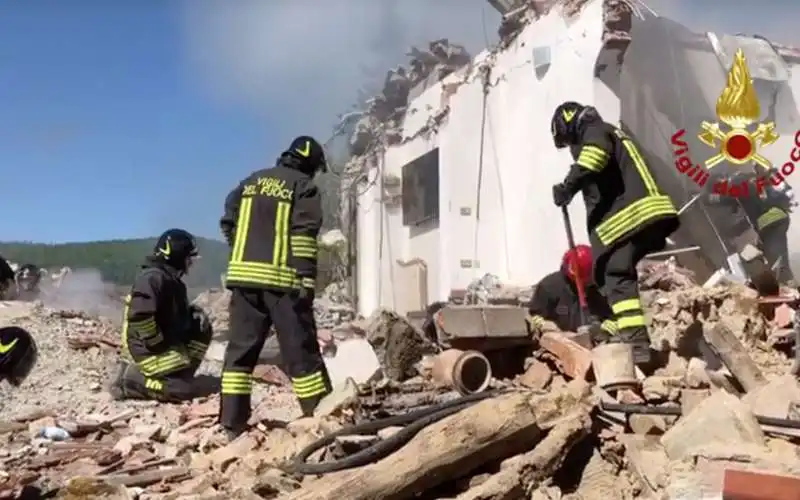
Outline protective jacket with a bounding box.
[121,258,193,362]
[220,159,322,291]
[562,121,679,250]
[738,197,789,232]
[527,271,617,334]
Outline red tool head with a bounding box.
[561,244,593,285]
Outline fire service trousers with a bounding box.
[113,322,212,403]
[760,220,794,285]
[597,233,660,365]
[220,287,331,432]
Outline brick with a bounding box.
[517,359,553,390]
[539,332,592,380]
[661,390,766,461]
[723,468,800,500]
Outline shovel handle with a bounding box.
[562,206,589,322]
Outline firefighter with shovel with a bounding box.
[549,102,680,369]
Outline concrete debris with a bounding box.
[5,256,800,498]
[456,273,533,306]
[344,38,471,161]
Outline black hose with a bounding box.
[288,390,501,475]
[600,401,800,429]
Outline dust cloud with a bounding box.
[41,268,123,321]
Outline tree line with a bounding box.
[0,236,339,290]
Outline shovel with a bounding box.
[562,206,591,328]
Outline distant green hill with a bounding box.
[0,237,228,288]
[0,236,342,290]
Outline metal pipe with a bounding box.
[645,246,701,259]
[430,349,492,395]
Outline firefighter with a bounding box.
[550,102,680,365]
[14,263,45,301]
[527,245,617,345]
[0,326,38,386]
[219,135,332,439]
[711,172,794,284]
[107,229,214,403]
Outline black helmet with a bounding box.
[0,326,37,387]
[551,101,600,149]
[153,228,199,273]
[285,136,328,175]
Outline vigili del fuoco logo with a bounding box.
[671,48,800,197]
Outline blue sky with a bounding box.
[0,1,792,243]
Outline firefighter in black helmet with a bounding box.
[550,102,680,366]
[107,228,215,402]
[0,326,38,386]
[219,135,332,439]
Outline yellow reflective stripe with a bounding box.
[611,299,641,314]
[187,341,208,360]
[616,315,646,329]
[620,137,659,196]
[290,235,318,258]
[292,372,327,399]
[273,201,290,267]
[142,333,164,347]
[129,317,158,335]
[300,277,315,289]
[526,314,544,329]
[226,262,297,287]
[145,378,163,391]
[137,351,190,376]
[601,319,618,334]
[757,207,788,229]
[231,197,253,262]
[576,145,609,171]
[595,195,676,245]
[221,371,252,395]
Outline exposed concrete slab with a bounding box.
[323,338,382,387]
[661,390,766,461]
[742,374,800,438]
[437,305,528,340]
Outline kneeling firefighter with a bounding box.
[0,326,38,386]
[527,245,617,345]
[550,102,680,366]
[15,264,45,300]
[219,136,332,439]
[108,229,214,402]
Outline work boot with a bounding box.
[107,362,128,400]
[615,327,652,365]
[587,323,611,347]
[297,391,330,418]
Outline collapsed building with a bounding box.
[339,0,800,318]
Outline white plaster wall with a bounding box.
[355,0,622,315]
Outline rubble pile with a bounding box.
[4,256,800,498]
[494,0,633,48]
[455,273,533,306]
[345,38,470,162]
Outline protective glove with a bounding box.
[552,183,573,207]
[189,304,212,336]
